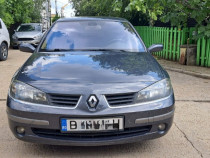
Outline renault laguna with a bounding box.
[7,17,175,146]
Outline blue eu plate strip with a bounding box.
[61,119,67,131]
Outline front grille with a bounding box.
[48,94,81,107]
[18,38,34,41]
[32,126,151,140]
[105,93,136,107]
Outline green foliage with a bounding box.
[122,0,209,38]
[72,0,139,23]
[160,0,210,38]
[0,0,5,17]
[71,0,149,26]
[114,0,164,26]
[31,0,46,23]
[0,0,45,28]
[52,14,60,23]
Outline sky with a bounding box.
[51,0,75,17]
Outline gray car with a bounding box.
[7,17,175,146]
[12,23,44,48]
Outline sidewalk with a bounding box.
[156,58,210,79]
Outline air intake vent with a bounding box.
[18,38,34,41]
[105,93,136,107]
[49,94,81,107]
[32,126,151,140]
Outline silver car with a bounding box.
[12,23,44,48]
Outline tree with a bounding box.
[52,14,60,23]
[116,0,209,38]
[114,0,164,26]
[0,0,5,17]
[30,0,46,23]
[71,0,123,17]
[0,0,45,32]
[160,0,210,38]
[71,0,149,25]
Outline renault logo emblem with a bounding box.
[87,95,99,108]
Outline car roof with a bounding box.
[57,17,129,22]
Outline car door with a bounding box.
[0,19,10,47]
[0,19,3,43]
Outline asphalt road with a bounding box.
[0,49,210,158]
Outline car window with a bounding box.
[35,25,42,31]
[0,21,2,29]
[40,21,145,52]
[17,25,35,32]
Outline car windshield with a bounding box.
[40,21,145,52]
[17,24,41,32]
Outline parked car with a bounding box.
[12,23,44,48]
[7,17,175,146]
[0,18,10,61]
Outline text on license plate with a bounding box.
[61,118,124,132]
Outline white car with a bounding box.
[0,18,10,61]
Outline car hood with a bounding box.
[17,51,166,94]
[15,31,41,38]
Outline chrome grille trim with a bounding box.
[105,93,136,107]
[48,94,81,107]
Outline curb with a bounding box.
[163,67,210,80]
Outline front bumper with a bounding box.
[7,94,175,146]
[12,38,40,47]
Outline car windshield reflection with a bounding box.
[40,21,145,52]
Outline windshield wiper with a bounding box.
[40,49,128,52]
[73,49,128,52]
[40,49,73,52]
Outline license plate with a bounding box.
[61,117,124,132]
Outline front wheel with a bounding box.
[0,42,8,61]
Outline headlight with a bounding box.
[34,34,41,39]
[10,80,48,104]
[137,78,173,103]
[12,34,17,39]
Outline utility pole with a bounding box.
[55,0,58,15]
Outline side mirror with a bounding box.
[148,44,163,53]
[14,29,17,32]
[19,43,35,53]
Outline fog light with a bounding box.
[158,124,166,131]
[16,127,25,134]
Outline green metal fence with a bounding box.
[197,38,210,67]
[134,26,210,67]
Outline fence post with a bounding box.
[197,38,201,66]
[177,28,181,60]
[205,39,209,67]
[157,27,160,56]
[201,38,206,66]
[206,39,210,67]
[159,27,162,56]
[163,28,166,58]
[173,27,177,61]
[169,27,173,60]
[161,27,164,58]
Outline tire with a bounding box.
[0,42,8,61]
[12,46,18,49]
